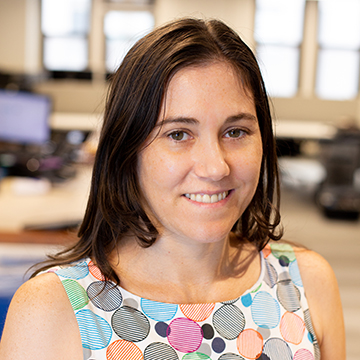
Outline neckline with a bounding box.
[93,251,265,305]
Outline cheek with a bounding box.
[138,149,183,193]
[233,145,263,182]
[250,138,263,173]
[253,148,263,177]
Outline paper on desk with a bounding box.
[11,177,51,196]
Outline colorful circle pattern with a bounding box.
[44,244,320,360]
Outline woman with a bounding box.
[0,18,345,360]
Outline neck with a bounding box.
[111,232,259,303]
[157,235,231,278]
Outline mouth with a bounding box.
[184,191,230,204]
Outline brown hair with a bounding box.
[32,18,282,282]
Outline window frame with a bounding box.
[40,0,155,80]
[315,0,360,100]
[40,0,92,77]
[254,0,307,99]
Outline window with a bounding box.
[104,10,154,73]
[254,0,306,98]
[41,0,154,78]
[316,0,360,100]
[41,0,91,72]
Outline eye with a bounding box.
[225,128,246,138]
[168,131,189,141]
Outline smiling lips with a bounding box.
[184,191,229,204]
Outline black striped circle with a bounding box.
[87,281,122,312]
[111,305,150,342]
[144,342,179,360]
[212,304,245,340]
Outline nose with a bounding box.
[193,140,230,181]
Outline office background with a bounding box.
[0,1,359,359]
[2,0,360,125]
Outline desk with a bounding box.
[0,119,338,234]
[0,230,77,244]
[0,168,85,329]
[274,119,338,158]
[0,165,91,234]
[274,119,337,140]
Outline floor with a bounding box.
[0,186,359,358]
[281,186,360,360]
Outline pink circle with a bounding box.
[237,329,263,359]
[294,348,314,360]
[88,260,106,281]
[167,317,203,353]
[280,312,305,345]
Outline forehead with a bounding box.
[161,62,256,119]
[169,61,250,93]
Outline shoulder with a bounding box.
[294,246,337,289]
[0,272,83,360]
[294,246,340,305]
[265,242,338,290]
[293,246,346,359]
[8,272,71,315]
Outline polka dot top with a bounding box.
[43,243,320,360]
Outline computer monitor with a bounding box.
[0,89,51,145]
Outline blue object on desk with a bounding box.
[0,296,12,337]
[0,254,46,337]
[0,89,51,145]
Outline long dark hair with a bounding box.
[32,18,282,282]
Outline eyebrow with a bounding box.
[225,113,258,124]
[156,112,257,128]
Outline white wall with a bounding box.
[155,0,255,48]
[0,0,27,73]
[0,0,41,73]
[1,0,360,127]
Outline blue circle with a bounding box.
[308,332,314,343]
[56,261,89,280]
[212,337,226,353]
[279,255,290,267]
[251,291,280,329]
[241,293,252,307]
[141,298,178,321]
[76,309,112,350]
[155,321,169,337]
[289,260,303,287]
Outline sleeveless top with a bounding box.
[43,243,320,360]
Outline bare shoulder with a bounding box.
[0,272,83,360]
[293,247,343,311]
[293,246,346,359]
[293,247,337,290]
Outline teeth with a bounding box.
[185,191,228,204]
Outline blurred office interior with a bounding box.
[0,0,359,358]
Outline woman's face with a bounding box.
[137,62,263,244]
